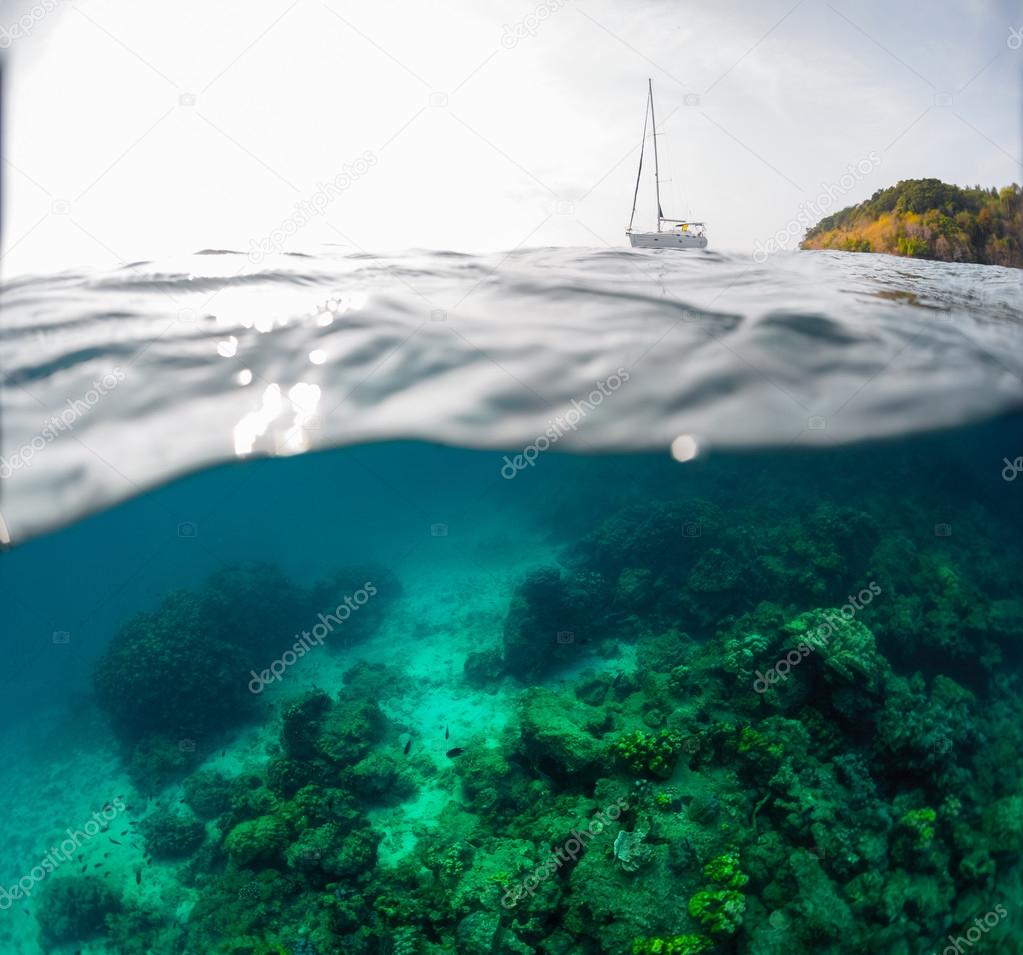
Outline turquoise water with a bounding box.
[1,420,1022,953]
[1,248,1022,953]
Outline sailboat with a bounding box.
[626,79,708,250]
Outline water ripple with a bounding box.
[1,246,1021,543]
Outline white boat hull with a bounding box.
[628,230,707,250]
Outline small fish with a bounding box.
[103,852,111,858]
[93,863,103,868]
[80,865,87,873]
[403,738,412,756]
[23,909,30,916]
[445,747,465,758]
[120,829,129,835]
[221,749,226,757]
[445,725,450,740]
[135,869,142,885]
[110,839,122,846]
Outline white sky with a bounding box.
[1,0,1020,275]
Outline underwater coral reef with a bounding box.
[31,440,1023,954]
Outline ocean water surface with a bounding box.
[0,247,1021,954]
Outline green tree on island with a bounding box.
[801,178,1022,267]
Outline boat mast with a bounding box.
[648,78,663,226]
[628,84,651,232]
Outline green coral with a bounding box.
[612,729,685,779]
[735,726,784,776]
[280,689,333,760]
[317,698,389,765]
[783,608,886,690]
[391,925,419,955]
[183,769,234,820]
[898,807,937,849]
[501,566,608,680]
[125,733,200,792]
[440,844,467,882]
[982,795,1023,852]
[632,935,711,954]
[224,815,291,867]
[94,591,252,745]
[347,751,417,802]
[519,686,607,781]
[267,755,324,799]
[702,849,749,889]
[687,888,746,936]
[722,629,770,683]
[37,876,122,949]
[201,561,311,659]
[140,806,206,859]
